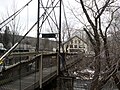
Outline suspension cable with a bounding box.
[40,0,59,30]
[0,8,23,29]
[40,0,53,32]
[51,0,58,29]
[62,1,70,38]
[27,4,29,31]
[0,0,33,26]
[44,0,53,32]
[0,0,60,63]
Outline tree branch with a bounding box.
[96,0,111,19]
[105,7,120,37]
[79,0,95,30]
[84,28,96,46]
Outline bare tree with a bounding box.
[1,0,24,47]
[61,21,76,42]
[70,0,120,89]
[8,1,23,46]
[3,26,11,49]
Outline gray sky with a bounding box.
[0,0,38,37]
[1,0,120,38]
[0,0,81,37]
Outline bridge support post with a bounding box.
[39,53,43,89]
[57,52,59,75]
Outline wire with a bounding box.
[27,5,29,31]
[62,1,70,38]
[0,9,22,29]
[44,0,54,32]
[47,17,54,32]
[32,0,60,38]
[0,0,60,62]
[40,0,59,30]
[50,0,58,29]
[40,0,54,32]
[0,0,33,27]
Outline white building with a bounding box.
[62,36,88,53]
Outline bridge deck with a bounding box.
[0,53,80,90]
[0,66,57,90]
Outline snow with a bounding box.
[80,69,95,74]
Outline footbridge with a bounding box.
[0,52,81,90]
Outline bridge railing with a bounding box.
[0,52,58,90]
[39,53,58,88]
[0,52,39,90]
[0,52,81,90]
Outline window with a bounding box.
[71,40,73,44]
[79,45,81,48]
[75,40,77,43]
[70,45,73,48]
[74,45,77,48]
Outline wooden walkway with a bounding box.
[0,66,57,90]
[0,53,80,90]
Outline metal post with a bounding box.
[39,53,43,88]
[36,0,40,52]
[58,0,62,75]
[57,52,59,75]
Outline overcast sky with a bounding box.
[0,0,38,37]
[0,0,81,37]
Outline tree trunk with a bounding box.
[90,45,101,90]
[104,38,120,90]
